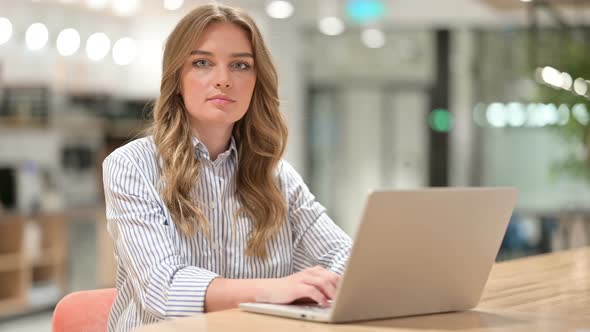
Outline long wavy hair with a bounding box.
[151,4,288,259]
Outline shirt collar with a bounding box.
[191,135,238,161]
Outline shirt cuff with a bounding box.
[160,267,220,317]
[329,248,350,275]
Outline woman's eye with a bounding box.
[233,62,251,70]
[193,59,210,67]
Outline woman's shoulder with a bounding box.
[276,159,291,175]
[102,136,163,190]
[276,159,303,183]
[104,136,158,168]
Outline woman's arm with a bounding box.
[280,161,353,275]
[204,265,341,311]
[104,153,220,318]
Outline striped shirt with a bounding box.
[102,136,352,332]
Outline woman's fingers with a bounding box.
[297,284,329,307]
[277,266,342,306]
[302,275,337,300]
[307,266,341,289]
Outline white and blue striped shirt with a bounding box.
[102,136,352,331]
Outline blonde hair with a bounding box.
[151,4,288,259]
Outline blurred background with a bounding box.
[0,0,589,329]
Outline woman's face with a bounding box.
[180,22,256,133]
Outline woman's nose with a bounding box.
[214,68,231,88]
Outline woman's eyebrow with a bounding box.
[190,49,254,58]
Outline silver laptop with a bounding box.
[239,187,518,323]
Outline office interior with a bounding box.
[0,0,589,330]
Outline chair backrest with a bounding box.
[52,288,117,332]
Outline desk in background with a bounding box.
[136,247,590,332]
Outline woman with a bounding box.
[103,3,351,331]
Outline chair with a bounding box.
[52,288,117,332]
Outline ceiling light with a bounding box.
[57,28,81,56]
[318,16,345,36]
[361,28,385,48]
[573,78,588,96]
[26,23,49,51]
[266,1,294,19]
[86,32,111,61]
[113,37,137,65]
[0,17,13,45]
[163,0,183,11]
[112,0,140,17]
[540,66,562,87]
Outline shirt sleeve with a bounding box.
[280,161,352,275]
[103,153,219,319]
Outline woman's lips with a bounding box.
[208,98,235,106]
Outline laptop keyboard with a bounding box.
[296,300,333,312]
[298,305,330,312]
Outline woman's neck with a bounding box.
[192,124,233,162]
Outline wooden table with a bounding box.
[136,247,590,331]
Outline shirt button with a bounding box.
[210,202,216,209]
[211,243,218,250]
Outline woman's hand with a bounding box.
[205,265,341,312]
[255,266,341,307]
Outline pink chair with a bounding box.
[52,288,117,332]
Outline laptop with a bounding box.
[239,187,518,323]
